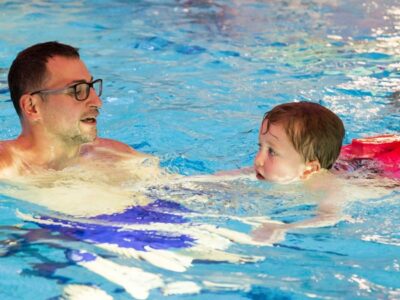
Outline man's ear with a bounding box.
[20,94,41,122]
[300,160,321,180]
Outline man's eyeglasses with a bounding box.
[30,79,102,101]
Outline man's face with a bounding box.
[254,120,307,183]
[37,56,102,145]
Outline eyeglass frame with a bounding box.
[29,78,103,101]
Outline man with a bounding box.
[0,41,144,178]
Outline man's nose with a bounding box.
[87,88,103,108]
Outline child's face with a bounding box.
[254,120,307,183]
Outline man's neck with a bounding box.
[14,132,82,171]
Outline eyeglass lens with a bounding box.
[75,80,102,101]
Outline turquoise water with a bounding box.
[0,1,399,299]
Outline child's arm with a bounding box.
[214,166,254,177]
[252,171,347,242]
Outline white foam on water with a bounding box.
[361,235,400,247]
[196,223,277,246]
[184,247,264,264]
[349,274,400,298]
[98,243,193,272]
[62,284,113,300]
[76,252,163,299]
[162,281,201,296]
[203,280,251,292]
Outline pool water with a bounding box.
[0,1,399,299]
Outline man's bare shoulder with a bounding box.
[80,138,150,161]
[0,141,14,161]
[93,138,138,154]
[0,141,18,176]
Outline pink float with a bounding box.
[339,134,400,179]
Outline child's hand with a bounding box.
[252,222,288,244]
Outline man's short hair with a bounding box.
[262,101,345,169]
[8,41,80,117]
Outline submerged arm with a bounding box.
[252,172,347,242]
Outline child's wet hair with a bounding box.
[262,101,345,169]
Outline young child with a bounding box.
[252,101,399,242]
[254,101,345,183]
[253,101,400,183]
[251,101,347,241]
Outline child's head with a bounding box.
[254,101,345,183]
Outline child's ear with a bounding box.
[300,160,321,180]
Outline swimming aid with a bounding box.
[337,134,400,179]
[18,196,271,269]
[28,199,195,251]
